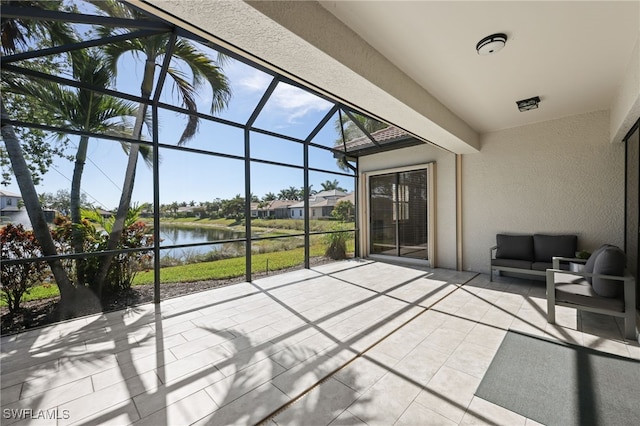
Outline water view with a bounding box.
[158,224,246,260]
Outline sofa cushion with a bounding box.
[492,258,533,270]
[496,234,534,261]
[533,234,577,262]
[584,244,612,284]
[532,262,570,271]
[554,277,625,312]
[592,246,626,298]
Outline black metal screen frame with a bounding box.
[1,3,374,303]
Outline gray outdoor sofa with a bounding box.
[490,233,577,282]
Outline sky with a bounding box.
[4,34,357,210]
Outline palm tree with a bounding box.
[336,111,388,141]
[263,192,276,202]
[1,1,75,54]
[4,49,145,287]
[320,179,346,192]
[301,185,316,198]
[88,0,232,291]
[1,101,77,309]
[286,186,302,201]
[1,0,80,313]
[334,112,388,171]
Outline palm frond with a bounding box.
[117,140,154,169]
[137,144,155,169]
[166,67,198,145]
[85,0,135,20]
[1,0,75,53]
[172,38,232,114]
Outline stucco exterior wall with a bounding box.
[462,110,624,274]
[358,143,457,269]
[611,31,640,144]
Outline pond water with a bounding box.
[158,224,246,260]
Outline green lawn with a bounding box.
[2,227,354,307]
[1,284,61,306]
[149,217,354,234]
[133,244,326,285]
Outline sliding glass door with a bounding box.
[370,168,429,261]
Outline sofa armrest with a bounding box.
[490,245,498,261]
[546,268,635,306]
[546,267,633,282]
[552,256,587,269]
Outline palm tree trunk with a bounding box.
[71,135,89,285]
[94,59,155,294]
[1,98,76,314]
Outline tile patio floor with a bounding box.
[1,260,638,425]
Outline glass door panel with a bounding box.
[398,170,428,260]
[369,168,429,261]
[370,174,397,255]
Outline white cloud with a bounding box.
[267,83,332,123]
[200,62,333,124]
[236,68,272,93]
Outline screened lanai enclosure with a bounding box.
[0,0,431,330]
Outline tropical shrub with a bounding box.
[51,208,153,298]
[331,200,355,222]
[50,214,102,285]
[102,221,153,295]
[0,224,47,313]
[324,225,350,260]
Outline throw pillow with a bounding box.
[584,244,611,284]
[592,246,626,298]
[533,234,577,262]
[495,234,534,261]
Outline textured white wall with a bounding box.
[359,144,457,269]
[611,31,640,143]
[462,110,624,273]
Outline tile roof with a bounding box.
[0,190,21,198]
[341,125,410,150]
[314,189,347,198]
[336,125,424,156]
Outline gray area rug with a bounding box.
[475,330,640,426]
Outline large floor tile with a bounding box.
[273,378,360,426]
[1,265,633,426]
[460,397,527,425]
[414,366,481,424]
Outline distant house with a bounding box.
[250,202,269,218]
[338,192,355,205]
[313,189,347,200]
[176,206,202,218]
[94,208,115,219]
[0,190,21,215]
[0,190,22,223]
[251,200,297,219]
[289,190,352,219]
[267,200,297,219]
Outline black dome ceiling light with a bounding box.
[476,33,508,55]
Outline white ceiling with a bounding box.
[318,1,640,133]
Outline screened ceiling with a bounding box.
[1,1,421,164]
[0,0,428,297]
